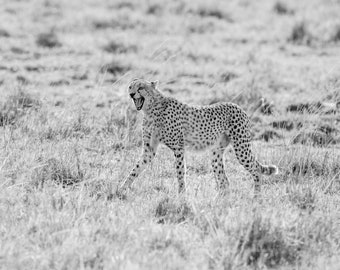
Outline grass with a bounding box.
[0,0,340,269]
[0,89,41,126]
[31,156,84,188]
[235,216,302,267]
[288,185,316,212]
[154,196,194,224]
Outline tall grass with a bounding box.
[1,0,340,268]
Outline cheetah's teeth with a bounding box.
[134,97,144,110]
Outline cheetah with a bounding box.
[117,78,278,197]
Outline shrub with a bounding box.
[16,75,29,84]
[192,6,233,22]
[93,16,140,30]
[286,101,324,114]
[148,234,187,259]
[100,60,130,76]
[273,2,294,15]
[317,124,339,135]
[103,40,137,54]
[0,90,41,126]
[259,98,275,115]
[187,20,216,34]
[31,157,84,188]
[330,25,340,42]
[114,1,135,10]
[36,31,61,48]
[291,160,321,176]
[49,79,70,86]
[197,8,224,20]
[288,186,316,212]
[289,153,340,177]
[288,22,313,45]
[87,179,113,200]
[236,217,302,267]
[271,120,294,131]
[291,130,337,147]
[219,71,238,83]
[256,129,282,142]
[40,111,92,141]
[146,4,163,15]
[0,29,10,37]
[155,197,194,224]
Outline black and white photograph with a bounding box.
[1,0,340,269]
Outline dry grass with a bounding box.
[0,89,41,126]
[0,0,340,269]
[235,216,302,267]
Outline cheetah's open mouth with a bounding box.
[133,97,145,111]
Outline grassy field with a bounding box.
[1,0,340,269]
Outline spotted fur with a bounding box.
[118,79,278,196]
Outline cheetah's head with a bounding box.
[128,79,159,111]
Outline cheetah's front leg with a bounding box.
[118,127,158,196]
[211,134,231,193]
[173,149,186,194]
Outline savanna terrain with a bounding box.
[1,0,340,269]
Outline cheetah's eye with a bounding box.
[137,87,143,92]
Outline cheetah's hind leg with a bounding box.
[231,128,278,196]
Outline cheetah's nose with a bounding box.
[130,93,136,98]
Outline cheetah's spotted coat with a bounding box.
[118,79,278,196]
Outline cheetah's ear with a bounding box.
[150,80,159,88]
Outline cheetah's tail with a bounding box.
[258,163,279,175]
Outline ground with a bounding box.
[0,0,340,269]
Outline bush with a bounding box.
[273,2,294,15]
[259,98,275,115]
[100,60,130,76]
[236,217,302,267]
[271,120,294,131]
[155,197,193,224]
[289,155,340,177]
[219,71,238,83]
[256,129,282,142]
[36,31,61,48]
[31,157,84,188]
[330,25,340,42]
[286,101,324,114]
[146,4,163,15]
[103,40,137,54]
[0,90,41,126]
[191,6,233,22]
[0,29,10,37]
[292,130,337,147]
[288,186,316,212]
[93,16,140,30]
[288,22,313,45]
[40,111,92,141]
